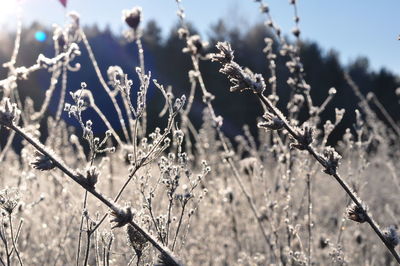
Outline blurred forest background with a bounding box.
[1,19,399,145]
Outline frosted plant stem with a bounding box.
[7,123,182,266]
[90,110,178,234]
[55,64,68,123]
[188,54,279,262]
[8,215,23,266]
[80,29,131,143]
[121,94,135,143]
[135,37,147,139]
[255,91,400,263]
[76,191,88,266]
[91,103,123,146]
[369,92,400,137]
[307,173,312,266]
[31,69,62,121]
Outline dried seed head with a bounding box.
[31,151,55,171]
[111,207,133,228]
[126,224,148,260]
[219,62,266,93]
[0,188,20,215]
[212,42,266,93]
[346,203,368,223]
[123,7,142,31]
[258,112,284,131]
[86,166,100,187]
[322,146,341,175]
[290,125,313,150]
[0,98,20,127]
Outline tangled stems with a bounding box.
[3,122,182,266]
[212,41,400,263]
[254,86,400,264]
[90,104,180,234]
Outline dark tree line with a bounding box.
[1,19,399,145]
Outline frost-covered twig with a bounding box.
[212,41,400,264]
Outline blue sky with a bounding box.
[1,0,400,74]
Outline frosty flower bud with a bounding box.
[346,203,368,223]
[323,120,334,135]
[321,146,341,175]
[183,35,208,55]
[213,115,223,129]
[177,27,189,39]
[0,98,20,127]
[68,11,80,28]
[86,166,100,187]
[328,87,337,95]
[258,112,284,131]
[173,95,186,112]
[123,7,142,31]
[268,94,279,103]
[53,26,67,51]
[174,129,184,144]
[107,65,124,85]
[211,42,234,65]
[0,188,20,215]
[202,92,215,103]
[71,89,95,111]
[218,61,266,93]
